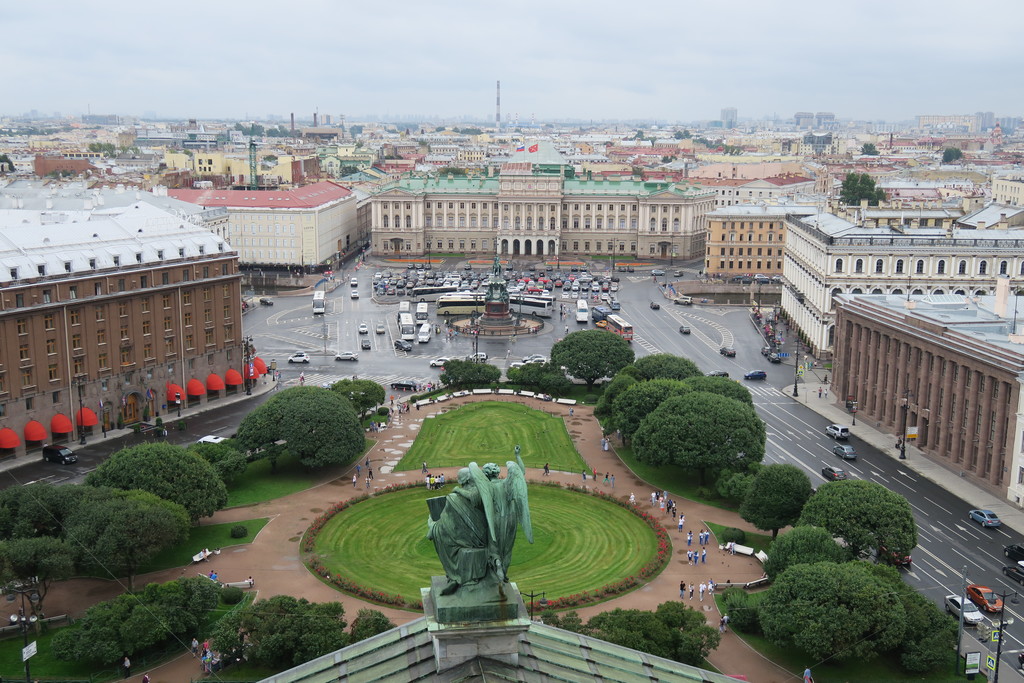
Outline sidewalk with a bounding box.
[42,394,798,683]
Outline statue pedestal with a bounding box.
[423,578,530,672]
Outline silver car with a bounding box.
[944,595,983,625]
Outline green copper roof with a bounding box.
[375,175,714,199]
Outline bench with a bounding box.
[471,388,492,395]
[719,543,755,557]
[555,398,577,405]
[192,549,219,563]
[223,580,255,589]
[497,389,515,395]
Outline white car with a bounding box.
[523,354,548,364]
[358,323,369,334]
[196,435,226,444]
[466,352,488,362]
[287,352,310,364]
[430,357,451,367]
[509,361,526,369]
[944,595,984,625]
[334,351,359,361]
[351,290,359,299]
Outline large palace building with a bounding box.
[369,146,716,261]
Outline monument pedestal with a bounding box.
[423,578,531,672]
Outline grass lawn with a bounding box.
[704,521,773,556]
[311,484,658,603]
[397,401,584,472]
[615,443,739,512]
[136,518,271,575]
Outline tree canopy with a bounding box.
[761,525,850,580]
[439,359,501,387]
[349,608,397,643]
[611,379,689,440]
[236,387,364,469]
[798,479,917,560]
[681,375,753,405]
[551,330,635,390]
[329,378,385,416]
[594,371,638,419]
[861,142,879,155]
[942,147,964,163]
[839,172,886,206]
[188,440,248,482]
[0,537,74,618]
[631,354,702,382]
[739,464,813,538]
[86,442,228,522]
[632,392,765,482]
[506,362,572,396]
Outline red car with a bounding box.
[966,584,1003,613]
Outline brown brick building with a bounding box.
[0,202,251,461]
[833,283,1024,503]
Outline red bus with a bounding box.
[605,314,633,341]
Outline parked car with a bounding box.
[358,323,369,334]
[334,351,359,361]
[610,300,621,310]
[390,381,418,391]
[969,509,1002,528]
[719,346,736,357]
[361,338,371,350]
[1003,563,1024,586]
[42,444,77,464]
[375,323,386,335]
[258,297,273,306]
[466,351,488,362]
[832,444,857,460]
[707,370,730,377]
[394,340,413,352]
[1004,544,1024,562]
[744,370,768,381]
[649,301,661,310]
[767,353,782,363]
[196,435,227,445]
[679,325,691,334]
[430,357,451,367]
[825,424,850,440]
[287,352,310,364]
[966,584,1003,613]
[944,595,984,625]
[821,465,847,481]
[879,545,912,567]
[523,354,548,364]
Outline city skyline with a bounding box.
[5,0,1023,123]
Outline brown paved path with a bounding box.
[46,396,797,683]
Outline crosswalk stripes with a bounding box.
[631,335,660,354]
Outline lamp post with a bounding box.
[7,588,39,683]
[74,377,87,445]
[992,590,1019,683]
[243,336,254,396]
[792,341,800,398]
[954,565,968,675]
[899,389,911,460]
[522,590,548,621]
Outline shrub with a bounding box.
[376,407,390,417]
[721,587,760,634]
[221,586,244,604]
[694,486,714,500]
[230,524,248,539]
[721,527,746,544]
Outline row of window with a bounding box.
[381,239,650,253]
[715,233,778,242]
[715,247,778,257]
[714,261,784,271]
[381,201,682,213]
[9,248,201,280]
[8,267,231,309]
[835,257,1021,276]
[385,216,686,231]
[229,224,297,235]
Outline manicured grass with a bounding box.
[704,521,773,556]
[312,485,658,603]
[397,401,585,472]
[137,518,270,575]
[615,443,739,512]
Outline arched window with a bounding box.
[871,288,883,294]
[916,260,925,274]
[834,258,844,273]
[975,289,988,296]
[932,289,944,295]
[851,288,863,294]
[526,216,532,229]
[405,215,412,228]
[650,218,657,230]
[958,260,967,275]
[1000,260,1008,275]
[514,216,521,229]
[895,259,904,274]
[875,259,884,273]
[855,259,864,273]
[937,260,946,274]
[394,215,401,229]
[673,218,680,231]
[979,261,988,275]
[382,215,389,228]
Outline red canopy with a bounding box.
[76,407,98,427]
[206,373,226,391]
[186,378,206,396]
[24,420,47,442]
[253,357,268,375]
[224,369,243,386]
[166,383,186,402]
[243,364,258,380]
[0,428,19,449]
[50,414,74,434]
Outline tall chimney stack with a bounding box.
[313,112,318,127]
[290,113,295,134]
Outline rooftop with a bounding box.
[168,181,352,209]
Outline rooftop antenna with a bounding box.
[248,123,258,191]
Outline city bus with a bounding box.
[397,300,411,321]
[435,292,554,318]
[312,290,326,315]
[510,293,554,318]
[575,299,590,323]
[411,284,460,301]
[591,305,612,323]
[605,314,634,341]
[398,313,417,341]
[415,302,430,322]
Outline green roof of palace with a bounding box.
[375,175,714,199]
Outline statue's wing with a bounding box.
[469,462,497,542]
[506,459,533,543]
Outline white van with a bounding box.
[825,424,850,440]
[417,323,432,344]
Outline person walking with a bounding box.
[582,469,587,481]
[687,530,693,546]
[352,474,357,487]
[610,474,615,488]
[699,582,706,601]
[722,614,730,632]
[603,472,609,486]
[803,667,813,683]
[678,516,683,532]
[688,584,694,599]
[122,655,131,678]
[679,581,686,599]
[629,492,635,505]
[543,462,550,476]
[701,548,707,564]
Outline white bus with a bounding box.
[411,284,460,301]
[397,300,411,321]
[415,302,430,322]
[399,313,417,341]
[510,293,554,318]
[575,299,589,323]
[312,290,326,315]
[417,323,432,343]
[435,292,555,318]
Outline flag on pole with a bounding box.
[528,144,539,153]
[515,145,525,152]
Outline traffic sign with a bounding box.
[987,654,997,671]
[992,629,1001,642]
[22,640,36,662]
[778,353,790,358]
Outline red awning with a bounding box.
[0,428,19,449]
[253,357,268,375]
[166,383,186,402]
[225,369,243,386]
[24,420,47,442]
[51,414,74,434]
[243,364,258,380]
[76,407,99,427]
[206,373,226,391]
[186,378,206,396]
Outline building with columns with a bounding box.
[368,145,715,261]
[832,285,1024,503]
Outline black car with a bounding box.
[258,297,273,306]
[719,346,736,357]
[1004,544,1024,562]
[394,340,413,352]
[390,381,418,391]
[42,444,77,464]
[767,353,782,363]
[649,301,661,310]
[361,338,371,350]
[627,266,635,272]
[1003,564,1024,585]
[679,325,691,334]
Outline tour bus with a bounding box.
[399,313,417,341]
[415,302,430,322]
[435,292,554,318]
[411,284,460,301]
[605,314,634,341]
[397,300,412,321]
[591,305,612,323]
[575,299,590,323]
[510,293,554,318]
[312,290,326,315]
[417,323,432,344]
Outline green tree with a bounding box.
[188,440,248,482]
[762,525,850,580]
[896,583,957,672]
[329,378,385,416]
[861,142,879,155]
[611,379,689,440]
[760,561,906,662]
[839,172,886,206]
[236,387,364,469]
[799,479,917,560]
[584,603,720,666]
[633,393,765,483]
[942,147,963,163]
[551,330,635,390]
[541,609,584,632]
[437,167,467,176]
[209,595,348,669]
[740,464,813,538]
[87,142,117,157]
[439,359,501,387]
[593,371,638,419]
[681,375,753,405]
[65,489,189,590]
[715,468,757,503]
[1,537,74,619]
[349,608,395,642]
[632,354,701,381]
[86,443,227,522]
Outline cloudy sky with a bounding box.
[6,0,1022,123]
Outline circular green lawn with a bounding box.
[397,401,585,473]
[310,484,658,605]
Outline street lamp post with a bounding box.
[899,389,911,460]
[243,336,254,396]
[74,377,87,445]
[7,588,39,683]
[792,342,800,398]
[522,590,548,621]
[993,590,1019,683]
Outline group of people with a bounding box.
[424,472,446,490]
[678,578,717,601]
[652,491,678,519]
[191,636,238,675]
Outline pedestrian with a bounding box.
[687,530,693,546]
[603,472,609,486]
[191,637,199,655]
[719,616,726,634]
[680,581,686,599]
[122,655,131,678]
[803,667,813,683]
[592,467,597,480]
[569,407,574,417]
[699,582,706,601]
[722,614,730,632]
[368,466,373,480]
[142,674,150,683]
[678,517,683,532]
[687,550,693,565]
[543,462,550,476]
[629,492,635,505]
[701,548,707,564]
[824,388,828,399]
[582,469,587,481]
[610,474,615,488]
[603,438,609,452]
[651,491,657,506]
[356,464,361,477]
[352,474,357,487]
[818,387,822,398]
[365,477,370,489]
[365,457,370,468]
[689,584,694,599]
[422,461,428,473]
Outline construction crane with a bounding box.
[248,123,258,191]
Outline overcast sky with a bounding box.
[6,0,1022,123]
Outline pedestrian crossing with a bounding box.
[631,335,661,354]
